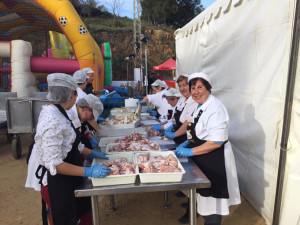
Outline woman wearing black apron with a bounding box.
[29,73,110,225]
[164,74,197,144]
[175,72,241,225]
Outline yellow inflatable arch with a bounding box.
[34,0,104,91]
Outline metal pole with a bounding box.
[127,61,129,90]
[145,45,148,95]
[91,196,100,225]
[272,1,300,224]
[189,188,196,225]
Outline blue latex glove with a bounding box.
[89,137,99,149]
[87,150,109,161]
[100,89,109,94]
[175,145,194,158]
[83,165,111,178]
[165,131,175,139]
[137,100,143,105]
[97,117,106,123]
[146,108,155,113]
[180,140,190,148]
[152,124,162,131]
[149,110,158,117]
[99,95,107,101]
[165,125,174,133]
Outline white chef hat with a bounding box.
[163,88,181,98]
[188,72,211,84]
[47,73,77,90]
[82,67,94,74]
[77,94,103,121]
[73,70,88,84]
[151,79,168,89]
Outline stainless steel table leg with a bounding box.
[91,196,100,225]
[189,188,197,225]
[109,195,116,212]
[164,191,169,208]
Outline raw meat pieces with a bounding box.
[99,157,135,175]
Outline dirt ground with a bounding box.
[0,134,266,225]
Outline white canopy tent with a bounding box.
[175,0,300,224]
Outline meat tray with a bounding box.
[141,120,161,126]
[91,153,138,186]
[110,107,135,116]
[98,133,148,151]
[105,140,161,154]
[136,151,186,183]
[95,127,147,138]
[99,120,140,130]
[148,136,177,150]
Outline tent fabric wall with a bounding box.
[175,0,299,224]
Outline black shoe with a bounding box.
[178,214,189,224]
[181,202,188,208]
[175,191,186,197]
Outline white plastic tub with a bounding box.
[91,153,137,186]
[136,151,186,183]
[99,120,140,130]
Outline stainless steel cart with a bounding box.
[5,93,48,159]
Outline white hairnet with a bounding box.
[188,72,211,84]
[82,68,94,74]
[77,94,103,121]
[151,79,168,89]
[73,70,88,83]
[47,73,77,90]
[163,88,181,98]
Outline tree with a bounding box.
[141,0,204,28]
[105,0,125,26]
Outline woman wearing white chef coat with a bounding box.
[164,74,197,144]
[175,72,240,225]
[137,79,171,121]
[152,88,182,131]
[25,73,110,225]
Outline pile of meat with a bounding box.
[100,157,135,175]
[112,108,133,113]
[103,115,138,125]
[107,132,159,153]
[147,127,159,137]
[137,153,182,173]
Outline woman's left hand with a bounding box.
[175,146,194,157]
[87,150,109,161]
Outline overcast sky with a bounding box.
[99,0,217,19]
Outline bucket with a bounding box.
[125,98,139,107]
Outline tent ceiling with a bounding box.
[0,0,61,41]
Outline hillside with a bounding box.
[84,16,176,81]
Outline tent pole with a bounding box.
[272,0,300,224]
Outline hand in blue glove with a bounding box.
[149,110,158,117]
[165,131,175,139]
[87,150,109,161]
[99,95,107,101]
[89,137,99,149]
[152,124,162,131]
[100,89,109,94]
[180,140,190,148]
[165,125,174,133]
[83,164,111,178]
[175,145,194,158]
[97,117,106,123]
[146,108,154,113]
[137,100,143,105]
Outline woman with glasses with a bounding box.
[164,74,198,144]
[26,73,110,225]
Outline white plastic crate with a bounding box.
[99,120,140,130]
[136,151,186,183]
[91,153,137,186]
